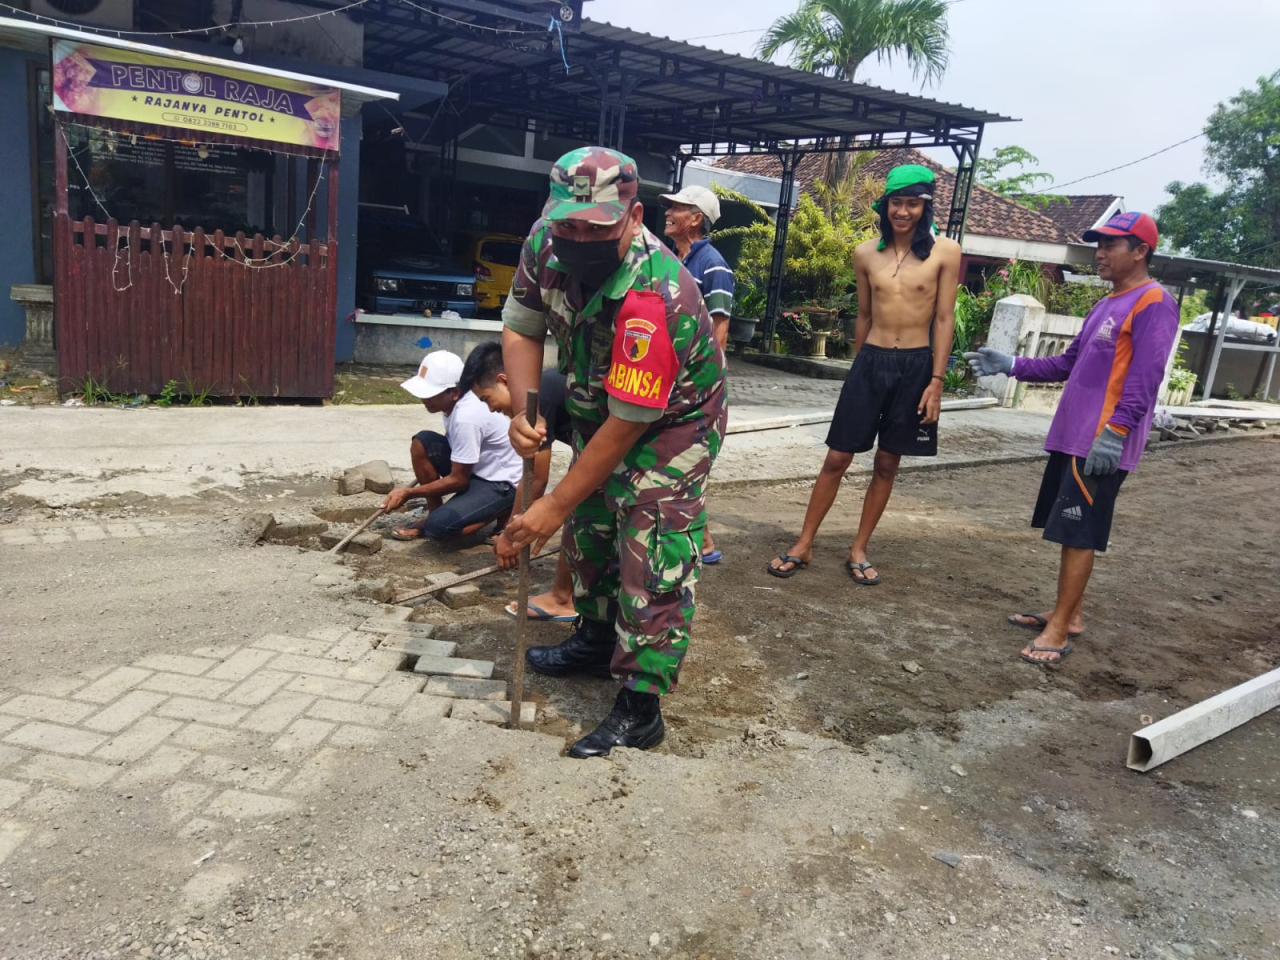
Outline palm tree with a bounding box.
[758,0,951,208]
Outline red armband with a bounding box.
[604,289,678,410]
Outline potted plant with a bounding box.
[728,281,765,350]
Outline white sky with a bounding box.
[586,0,1280,216]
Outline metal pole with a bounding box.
[1203,276,1246,401]
[947,125,984,241]
[763,149,799,352]
[1197,278,1226,397]
[509,388,540,730]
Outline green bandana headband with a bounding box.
[875,164,940,251]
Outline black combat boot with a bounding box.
[525,615,615,678]
[568,687,665,759]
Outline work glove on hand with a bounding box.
[962,347,1014,377]
[1084,425,1126,476]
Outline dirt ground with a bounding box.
[0,435,1277,960]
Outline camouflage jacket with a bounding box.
[502,221,727,509]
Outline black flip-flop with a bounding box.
[846,560,880,586]
[1019,639,1074,666]
[1008,613,1081,639]
[766,553,807,579]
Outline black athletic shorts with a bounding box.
[1032,451,1128,552]
[825,344,937,457]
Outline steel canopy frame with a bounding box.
[294,0,1010,340]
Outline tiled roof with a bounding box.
[1040,195,1121,241]
[712,148,1073,246]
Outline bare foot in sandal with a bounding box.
[767,547,811,578]
[1009,611,1084,637]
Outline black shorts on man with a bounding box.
[825,344,937,457]
[1031,451,1128,552]
[409,430,516,540]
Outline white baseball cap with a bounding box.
[660,185,721,226]
[400,350,464,400]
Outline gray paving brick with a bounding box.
[114,745,197,787]
[306,625,352,644]
[206,647,276,682]
[0,717,22,735]
[22,676,88,698]
[358,619,436,638]
[343,650,406,684]
[271,718,334,753]
[83,691,168,733]
[159,781,215,823]
[0,695,95,725]
[14,753,117,789]
[38,529,72,544]
[362,674,426,709]
[325,631,374,663]
[424,677,508,701]
[154,698,247,727]
[266,653,347,678]
[0,778,30,810]
[138,673,234,700]
[373,634,457,658]
[0,821,30,865]
[191,643,241,660]
[0,745,26,769]
[77,665,113,681]
[2,531,38,545]
[442,584,482,609]
[169,724,239,751]
[190,755,287,791]
[284,675,371,702]
[306,699,391,728]
[16,786,77,817]
[70,525,108,541]
[397,695,454,723]
[281,747,341,796]
[252,634,332,657]
[223,670,293,707]
[105,522,142,538]
[134,654,218,676]
[74,667,153,704]
[137,520,169,535]
[207,789,297,819]
[373,605,415,622]
[5,721,108,756]
[239,693,315,734]
[329,724,385,748]
[412,656,495,680]
[93,716,182,763]
[448,700,536,726]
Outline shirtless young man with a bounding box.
[767,164,960,584]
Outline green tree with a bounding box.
[1156,70,1280,268]
[758,0,950,202]
[975,145,1063,211]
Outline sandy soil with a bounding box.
[0,435,1277,960]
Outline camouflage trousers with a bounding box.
[565,491,707,696]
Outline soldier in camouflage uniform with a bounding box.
[501,146,727,759]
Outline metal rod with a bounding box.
[509,388,540,730]
[327,506,385,556]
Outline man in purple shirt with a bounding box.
[965,212,1179,665]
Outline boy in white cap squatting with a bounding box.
[381,350,523,543]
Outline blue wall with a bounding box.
[0,47,39,347]
[333,113,360,363]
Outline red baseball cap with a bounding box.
[1082,211,1158,250]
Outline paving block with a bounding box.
[284,675,372,703]
[337,468,366,496]
[353,459,394,494]
[0,717,23,735]
[74,667,152,704]
[159,781,215,823]
[84,691,169,733]
[105,522,142,538]
[271,718,334,754]
[363,674,427,709]
[241,512,277,542]
[207,647,277,682]
[442,584,482,609]
[449,700,536,726]
[223,670,293,707]
[0,695,96,725]
[329,724,385,748]
[412,656,495,680]
[325,630,375,664]
[397,695,454,723]
[39,529,72,544]
[93,716,182,763]
[207,789,297,819]
[153,698,248,727]
[134,654,218,677]
[424,677,508,701]
[14,753,118,789]
[139,673,234,700]
[169,723,240,751]
[306,624,353,644]
[70,525,108,541]
[343,650,407,684]
[191,755,287,791]
[0,778,30,810]
[191,643,241,660]
[5,721,108,756]
[22,676,87,698]
[281,746,342,796]
[373,605,415,622]
[253,634,333,657]
[1,532,39,545]
[239,692,316,734]
[265,519,330,542]
[113,745,197,787]
[373,634,457,659]
[267,653,348,678]
[0,745,25,769]
[307,699,391,728]
[0,821,30,866]
[359,619,436,638]
[320,530,381,555]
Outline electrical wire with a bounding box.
[395,0,542,35]
[0,0,373,38]
[1028,133,1206,194]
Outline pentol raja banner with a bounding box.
[52,40,341,153]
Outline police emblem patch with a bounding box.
[622,318,655,362]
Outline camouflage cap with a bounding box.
[543,146,639,225]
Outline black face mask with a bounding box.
[551,235,624,289]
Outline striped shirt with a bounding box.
[1012,280,1179,472]
[682,238,735,318]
